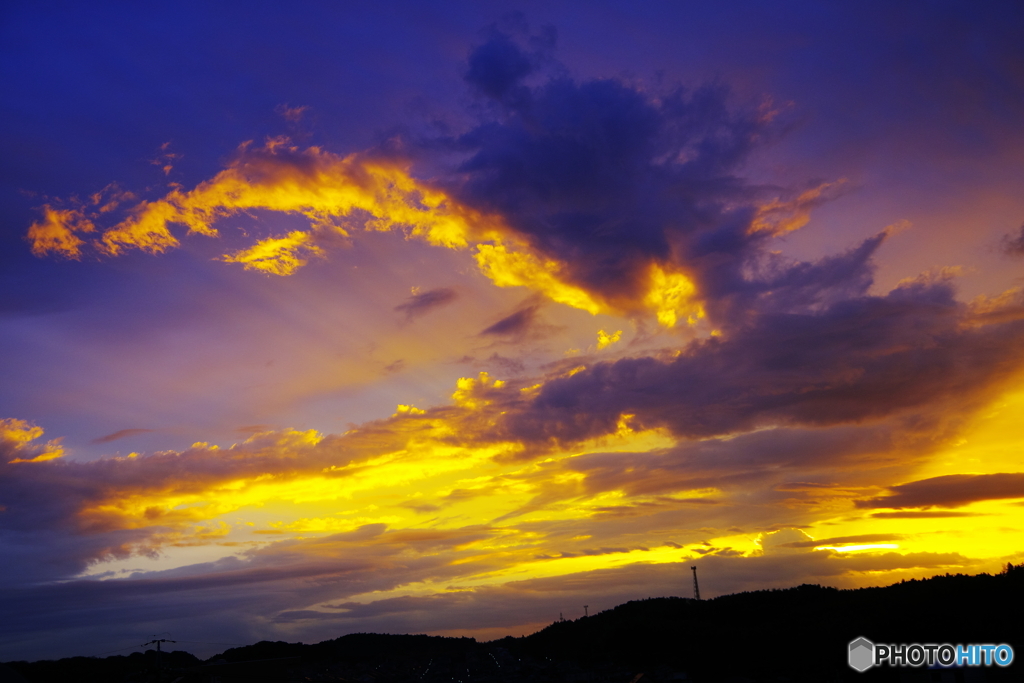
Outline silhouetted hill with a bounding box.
[4,649,201,683]
[507,568,1024,681]
[213,632,480,663]
[6,566,1022,682]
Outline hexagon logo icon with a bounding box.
[848,637,874,672]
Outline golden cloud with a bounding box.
[1,418,65,464]
[26,139,703,326]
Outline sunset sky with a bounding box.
[3,1,1024,661]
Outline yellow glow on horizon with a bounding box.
[322,542,695,607]
[57,379,1024,594]
[809,497,1024,562]
[912,384,1024,479]
[826,384,1024,563]
[72,409,687,581]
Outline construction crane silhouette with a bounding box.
[691,566,701,600]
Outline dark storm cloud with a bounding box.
[393,287,458,319]
[451,30,781,316]
[856,473,1024,510]
[494,273,1024,446]
[464,27,546,103]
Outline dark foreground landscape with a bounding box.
[5,567,1022,683]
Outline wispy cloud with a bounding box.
[480,305,538,337]
[1000,223,1024,256]
[92,428,155,444]
[856,473,1024,509]
[394,287,458,320]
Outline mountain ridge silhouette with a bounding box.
[6,565,1022,682]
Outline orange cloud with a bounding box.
[1,418,65,463]
[26,139,704,326]
[750,180,847,236]
[26,206,95,258]
[4,365,1024,634]
[221,229,325,275]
